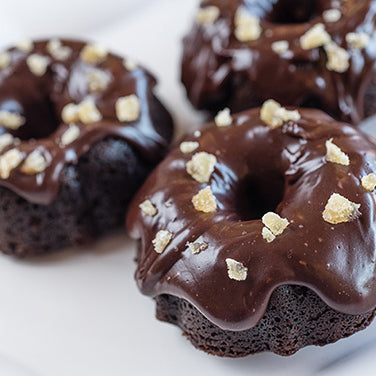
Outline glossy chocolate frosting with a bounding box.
[182,0,376,123]
[127,107,376,331]
[0,39,171,205]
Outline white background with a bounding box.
[0,1,375,375]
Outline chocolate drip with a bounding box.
[0,39,170,204]
[127,108,376,331]
[182,0,376,123]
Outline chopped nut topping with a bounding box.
[123,59,138,71]
[186,152,217,183]
[346,32,370,50]
[187,241,208,254]
[46,39,72,60]
[152,230,172,254]
[61,103,79,123]
[0,52,11,69]
[226,258,248,281]
[323,9,341,23]
[139,199,158,216]
[0,148,23,179]
[116,94,141,122]
[21,149,47,175]
[262,226,276,243]
[324,41,350,72]
[260,99,300,128]
[194,130,201,137]
[0,133,14,153]
[300,23,331,50]
[195,6,220,25]
[325,138,349,166]
[16,38,33,53]
[78,100,103,124]
[61,124,80,146]
[361,173,376,191]
[0,110,25,130]
[192,186,217,213]
[87,69,110,93]
[80,44,108,64]
[262,212,289,236]
[62,101,102,124]
[26,54,49,76]
[271,40,289,54]
[234,8,261,42]
[322,193,361,224]
[180,141,199,154]
[215,108,232,127]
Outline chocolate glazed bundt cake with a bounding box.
[0,38,173,256]
[126,101,376,356]
[182,0,376,124]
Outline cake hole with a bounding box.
[263,0,322,24]
[235,173,285,221]
[0,97,60,140]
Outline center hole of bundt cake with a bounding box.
[235,173,285,221]
[264,0,321,24]
[0,97,60,140]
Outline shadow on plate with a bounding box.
[11,229,134,265]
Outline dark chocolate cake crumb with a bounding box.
[156,287,376,357]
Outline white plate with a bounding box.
[0,1,375,375]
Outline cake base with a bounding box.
[155,286,376,357]
[0,138,151,256]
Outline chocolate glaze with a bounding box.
[127,107,376,331]
[182,0,376,123]
[0,39,171,205]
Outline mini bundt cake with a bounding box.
[182,0,376,123]
[0,38,173,256]
[127,101,376,356]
